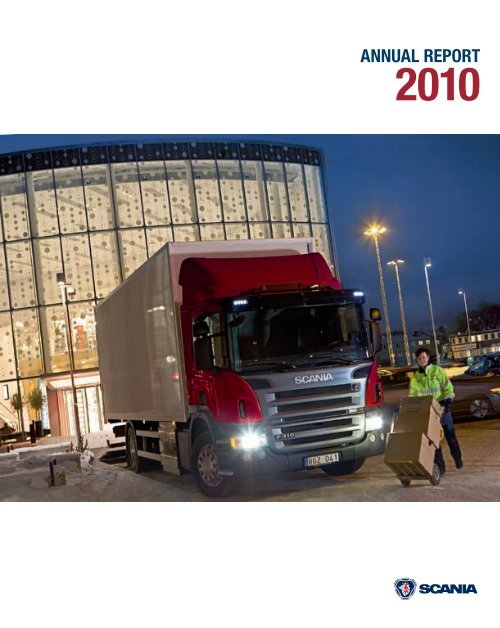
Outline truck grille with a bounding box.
[260,383,365,452]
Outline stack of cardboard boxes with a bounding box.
[384,396,443,479]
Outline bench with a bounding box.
[0,432,28,451]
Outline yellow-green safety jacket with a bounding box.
[409,364,454,402]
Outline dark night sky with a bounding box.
[1,134,498,334]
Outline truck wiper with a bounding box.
[241,360,297,372]
[264,360,298,371]
[308,357,353,366]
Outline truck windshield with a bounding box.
[227,299,370,373]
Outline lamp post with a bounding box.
[364,225,394,366]
[423,258,440,364]
[56,272,82,446]
[387,259,411,366]
[458,289,472,360]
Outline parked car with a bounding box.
[463,352,500,377]
[452,388,500,419]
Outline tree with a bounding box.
[10,392,26,438]
[27,387,46,427]
[452,302,500,334]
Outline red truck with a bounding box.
[95,239,385,496]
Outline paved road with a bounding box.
[99,414,500,502]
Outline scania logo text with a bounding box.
[394,577,477,598]
[294,373,333,385]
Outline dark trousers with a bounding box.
[434,425,463,472]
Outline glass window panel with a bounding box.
[12,308,43,377]
[54,167,87,234]
[6,241,37,308]
[0,381,22,431]
[241,161,269,222]
[0,173,30,241]
[40,305,69,373]
[272,223,292,239]
[173,225,200,242]
[200,224,225,241]
[285,163,309,222]
[20,378,47,429]
[90,232,121,298]
[0,313,16,379]
[249,223,271,239]
[264,162,290,222]
[225,223,249,241]
[217,160,246,222]
[111,163,144,228]
[138,161,171,226]
[305,165,327,222]
[69,301,98,370]
[312,225,333,266]
[146,226,173,257]
[119,229,147,278]
[292,223,312,238]
[192,160,222,223]
[33,237,63,305]
[26,170,59,237]
[0,246,10,310]
[166,161,197,224]
[82,164,116,231]
[61,235,95,301]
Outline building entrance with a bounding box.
[63,385,104,436]
[44,371,103,437]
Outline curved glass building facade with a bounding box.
[0,140,334,436]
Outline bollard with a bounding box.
[29,421,36,444]
[49,459,56,487]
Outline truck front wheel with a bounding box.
[321,458,366,476]
[192,433,235,498]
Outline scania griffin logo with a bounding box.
[394,578,478,598]
[394,579,416,600]
[294,373,333,385]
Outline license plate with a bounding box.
[304,452,340,468]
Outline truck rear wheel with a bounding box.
[320,458,366,476]
[126,424,149,473]
[192,433,235,498]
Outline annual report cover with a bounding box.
[0,1,497,626]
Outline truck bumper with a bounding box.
[218,430,387,476]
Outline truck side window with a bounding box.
[193,313,228,369]
[208,313,226,369]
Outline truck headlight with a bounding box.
[229,432,267,450]
[365,414,383,431]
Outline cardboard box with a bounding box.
[384,432,435,477]
[399,395,442,418]
[394,396,442,447]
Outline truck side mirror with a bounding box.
[194,336,214,371]
[370,308,382,322]
[370,321,382,355]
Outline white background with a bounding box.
[1,1,498,625]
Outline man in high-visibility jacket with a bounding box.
[409,347,463,474]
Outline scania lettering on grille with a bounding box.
[294,373,333,385]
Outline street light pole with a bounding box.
[56,272,83,447]
[364,225,395,366]
[458,289,472,359]
[387,259,411,366]
[423,258,440,364]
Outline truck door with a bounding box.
[191,313,227,412]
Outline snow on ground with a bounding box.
[0,429,201,501]
[0,428,181,502]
